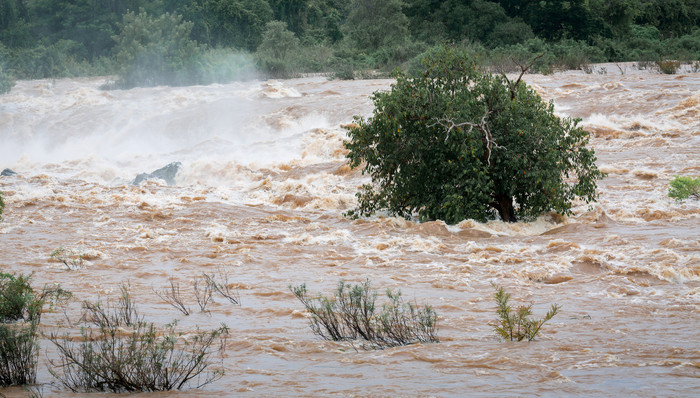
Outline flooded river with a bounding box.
[0,64,698,396]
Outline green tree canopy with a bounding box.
[255,20,300,77]
[345,46,604,223]
[0,51,15,94]
[344,0,409,51]
[112,10,203,88]
[203,0,274,50]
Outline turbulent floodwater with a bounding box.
[0,64,699,397]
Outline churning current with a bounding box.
[0,65,699,396]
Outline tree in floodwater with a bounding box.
[344,45,604,223]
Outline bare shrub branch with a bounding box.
[153,278,191,316]
[193,276,214,313]
[203,270,240,305]
[81,282,143,328]
[47,287,229,392]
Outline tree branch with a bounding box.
[430,111,499,166]
[502,53,544,100]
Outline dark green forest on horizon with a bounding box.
[1,0,699,91]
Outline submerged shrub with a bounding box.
[291,279,438,349]
[493,285,560,342]
[48,284,229,392]
[0,273,70,386]
[0,191,4,219]
[49,246,86,270]
[0,322,39,386]
[668,175,700,201]
[655,59,681,74]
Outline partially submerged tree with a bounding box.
[345,45,604,223]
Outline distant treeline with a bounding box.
[1,0,699,90]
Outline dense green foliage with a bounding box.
[112,10,203,88]
[668,175,700,201]
[255,20,300,77]
[0,60,13,93]
[345,47,604,223]
[0,0,698,86]
[0,272,70,386]
[0,191,4,219]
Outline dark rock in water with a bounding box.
[1,168,18,176]
[131,162,182,186]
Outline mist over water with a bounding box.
[1,66,699,396]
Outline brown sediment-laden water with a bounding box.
[0,64,698,396]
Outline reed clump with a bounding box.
[493,285,560,341]
[48,283,229,392]
[291,279,439,349]
[0,272,70,386]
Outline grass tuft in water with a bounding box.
[493,285,560,342]
[291,279,438,349]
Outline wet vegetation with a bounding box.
[0,0,699,91]
[0,191,4,219]
[0,273,70,386]
[668,175,700,201]
[291,279,439,349]
[345,46,604,223]
[494,285,560,342]
[49,246,86,270]
[154,271,240,315]
[48,283,229,392]
[154,277,192,315]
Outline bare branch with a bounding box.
[431,110,500,166]
[193,276,214,313]
[502,53,544,100]
[203,270,240,306]
[154,278,191,316]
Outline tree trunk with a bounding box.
[492,194,517,222]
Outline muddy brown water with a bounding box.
[0,64,698,396]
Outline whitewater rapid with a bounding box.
[0,65,699,396]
